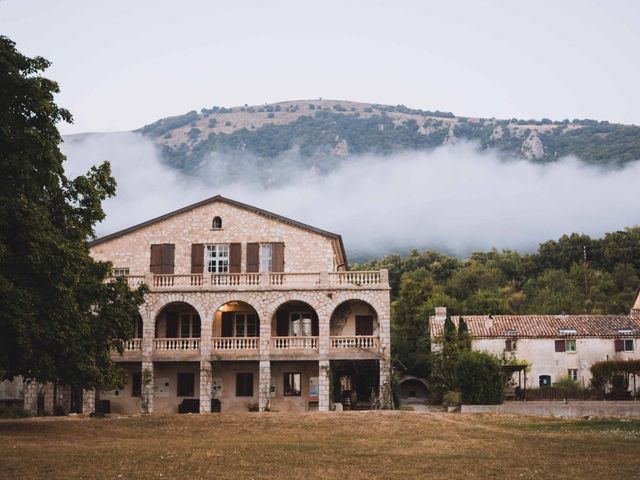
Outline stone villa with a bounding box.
[47,195,391,414]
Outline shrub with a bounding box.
[553,375,581,391]
[442,390,461,407]
[456,351,505,405]
[0,403,32,419]
[53,404,67,416]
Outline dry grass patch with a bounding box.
[1,411,639,479]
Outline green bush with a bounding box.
[442,390,461,407]
[0,403,32,419]
[456,351,505,405]
[553,375,581,391]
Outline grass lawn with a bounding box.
[1,411,639,479]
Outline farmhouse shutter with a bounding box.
[166,311,178,338]
[221,312,234,337]
[554,339,566,352]
[229,243,242,273]
[355,316,374,336]
[614,339,625,352]
[505,339,512,352]
[191,244,204,274]
[277,310,289,336]
[246,243,259,272]
[161,243,175,274]
[312,312,319,336]
[150,244,163,274]
[272,242,285,272]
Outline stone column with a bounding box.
[43,382,54,415]
[379,357,392,409]
[23,380,38,415]
[318,360,330,412]
[258,360,271,412]
[82,389,95,415]
[199,360,213,413]
[141,361,154,414]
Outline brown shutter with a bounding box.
[505,339,512,352]
[221,312,234,337]
[312,312,319,336]
[166,312,178,338]
[277,310,289,336]
[272,242,285,272]
[554,339,566,352]
[614,339,624,352]
[356,316,374,336]
[191,244,204,274]
[161,243,175,274]
[229,243,241,273]
[150,244,163,274]
[246,243,259,272]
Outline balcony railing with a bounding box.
[124,339,142,351]
[212,337,259,350]
[116,270,387,290]
[154,338,201,351]
[271,336,319,350]
[330,336,379,350]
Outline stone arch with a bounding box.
[153,300,202,339]
[212,299,261,338]
[398,376,428,402]
[329,298,379,337]
[270,299,320,337]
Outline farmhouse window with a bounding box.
[113,267,130,277]
[179,313,201,338]
[284,373,301,396]
[288,312,313,336]
[177,373,195,397]
[615,339,634,352]
[260,244,273,272]
[212,216,222,229]
[568,369,578,382]
[505,338,517,352]
[132,372,142,397]
[206,244,229,273]
[236,373,254,397]
[355,315,374,336]
[150,243,175,274]
[555,339,576,352]
[247,242,284,272]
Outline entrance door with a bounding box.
[69,387,83,414]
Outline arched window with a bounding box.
[212,216,222,229]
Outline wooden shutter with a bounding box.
[614,339,624,352]
[505,339,512,352]
[246,243,259,272]
[161,243,175,274]
[312,312,319,336]
[356,315,374,336]
[191,244,204,274]
[272,242,285,272]
[221,312,234,337]
[229,243,241,273]
[150,244,163,274]
[166,311,178,338]
[554,339,565,352]
[277,310,289,336]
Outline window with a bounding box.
[568,369,578,382]
[134,315,143,338]
[624,339,634,351]
[289,312,312,336]
[113,267,130,277]
[505,338,517,352]
[234,313,258,337]
[260,244,273,272]
[177,373,195,397]
[206,244,229,273]
[566,339,576,352]
[355,315,374,336]
[132,372,142,397]
[179,313,200,338]
[212,216,222,229]
[284,373,301,396]
[236,373,254,397]
[539,375,551,388]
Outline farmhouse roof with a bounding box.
[87,195,348,268]
[430,314,640,339]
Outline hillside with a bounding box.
[138,100,640,172]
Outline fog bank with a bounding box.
[62,132,640,257]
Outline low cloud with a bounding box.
[62,132,640,258]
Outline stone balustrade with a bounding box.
[125,338,142,351]
[154,338,201,351]
[115,270,388,291]
[271,336,319,350]
[212,337,259,350]
[330,335,379,350]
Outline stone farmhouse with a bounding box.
[42,195,390,415]
[430,296,640,391]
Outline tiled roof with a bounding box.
[430,314,640,339]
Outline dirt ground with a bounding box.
[1,411,639,479]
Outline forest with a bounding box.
[354,227,640,376]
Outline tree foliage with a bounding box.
[455,351,505,405]
[0,36,146,389]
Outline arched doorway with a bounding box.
[213,301,260,340]
[155,302,201,350]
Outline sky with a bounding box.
[3,0,640,135]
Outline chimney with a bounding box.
[434,306,447,322]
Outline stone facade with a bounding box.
[89,196,391,414]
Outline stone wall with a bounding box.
[461,401,640,417]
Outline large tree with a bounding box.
[0,36,145,389]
